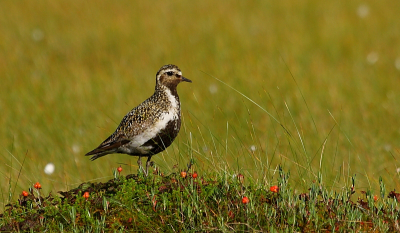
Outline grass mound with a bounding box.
[1,166,399,232]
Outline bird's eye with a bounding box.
[166,71,174,76]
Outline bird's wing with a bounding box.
[86,96,162,158]
[118,100,162,138]
[86,101,155,153]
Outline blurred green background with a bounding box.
[1,0,400,207]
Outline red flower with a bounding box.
[242,196,249,204]
[270,185,279,193]
[373,195,378,201]
[192,172,198,178]
[34,182,42,189]
[117,166,123,174]
[83,192,90,200]
[22,191,29,197]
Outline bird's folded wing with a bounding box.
[85,137,130,155]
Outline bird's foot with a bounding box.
[137,157,147,176]
[144,157,154,177]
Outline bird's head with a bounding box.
[156,64,192,89]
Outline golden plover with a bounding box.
[86,64,191,175]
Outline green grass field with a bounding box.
[1,0,400,212]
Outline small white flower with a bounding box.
[367,52,378,64]
[32,29,44,42]
[209,84,218,94]
[357,4,369,18]
[395,58,400,70]
[44,163,55,175]
[72,144,81,154]
[383,144,392,152]
[250,145,256,152]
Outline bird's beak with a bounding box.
[181,76,192,83]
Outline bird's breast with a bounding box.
[126,109,179,150]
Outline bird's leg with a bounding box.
[145,156,152,177]
[137,156,143,174]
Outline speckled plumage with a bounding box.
[86,64,191,175]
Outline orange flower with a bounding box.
[242,196,249,204]
[83,192,90,200]
[22,191,29,197]
[117,166,123,174]
[180,171,187,178]
[270,185,279,193]
[192,172,198,178]
[34,182,42,189]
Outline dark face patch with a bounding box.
[159,73,181,88]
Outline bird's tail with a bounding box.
[85,138,130,161]
[85,149,111,161]
[88,153,108,161]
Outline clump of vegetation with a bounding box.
[1,166,399,232]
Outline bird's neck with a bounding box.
[155,84,180,107]
[156,84,179,99]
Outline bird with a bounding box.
[85,64,192,175]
